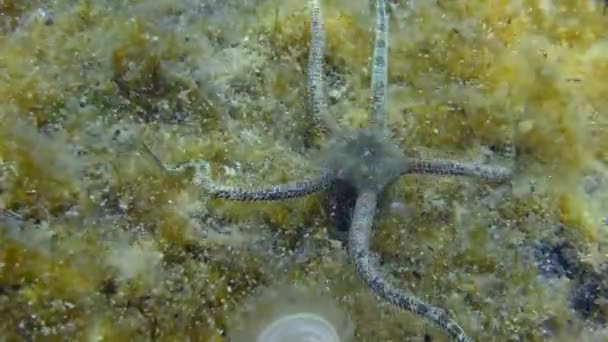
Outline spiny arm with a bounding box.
[142,143,334,201]
[368,0,389,134]
[348,190,472,342]
[400,158,512,182]
[307,0,337,135]
[403,108,518,183]
[202,172,334,201]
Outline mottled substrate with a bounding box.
[0,0,607,340]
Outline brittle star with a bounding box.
[143,1,513,341]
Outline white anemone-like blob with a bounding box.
[256,312,341,342]
[227,284,354,342]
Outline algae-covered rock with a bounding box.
[1,0,608,340]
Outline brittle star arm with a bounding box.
[307,0,337,135]
[142,143,335,201]
[348,190,473,342]
[400,158,512,182]
[368,0,389,134]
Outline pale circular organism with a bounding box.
[227,284,353,342]
[256,312,341,342]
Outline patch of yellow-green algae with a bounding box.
[1,0,608,340]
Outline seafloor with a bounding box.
[1,0,607,340]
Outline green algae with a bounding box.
[1,0,608,340]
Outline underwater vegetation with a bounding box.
[1,0,608,340]
[144,1,511,340]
